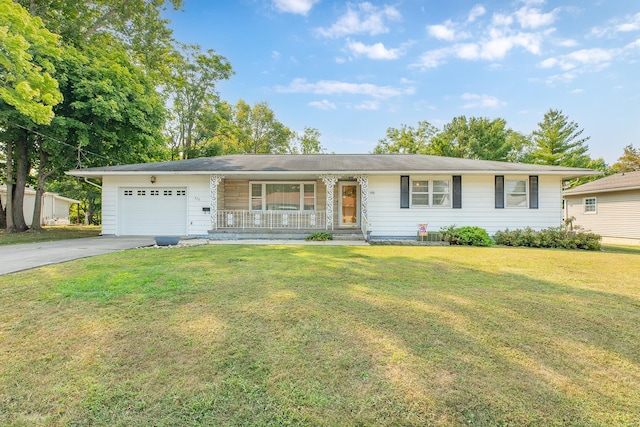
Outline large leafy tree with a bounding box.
[293,126,326,154]
[372,121,438,154]
[0,0,63,231]
[164,44,233,159]
[427,116,516,161]
[0,0,63,125]
[611,144,640,172]
[2,0,183,232]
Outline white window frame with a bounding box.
[410,177,451,208]
[505,177,528,208]
[249,181,316,211]
[583,197,597,214]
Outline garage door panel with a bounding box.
[118,187,187,236]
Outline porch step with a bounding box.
[207,228,366,241]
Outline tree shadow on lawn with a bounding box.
[1,245,639,426]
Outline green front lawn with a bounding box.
[0,225,101,246]
[1,245,639,426]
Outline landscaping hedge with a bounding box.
[441,226,493,247]
[494,227,601,251]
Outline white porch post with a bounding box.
[210,174,224,230]
[354,175,369,221]
[320,174,340,230]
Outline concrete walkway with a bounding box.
[0,237,155,276]
[0,237,368,276]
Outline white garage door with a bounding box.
[118,187,187,236]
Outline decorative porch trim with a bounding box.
[353,174,369,221]
[210,174,225,230]
[320,174,340,230]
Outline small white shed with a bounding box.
[0,186,81,226]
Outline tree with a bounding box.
[221,100,295,154]
[0,0,63,125]
[427,116,515,161]
[1,0,63,232]
[294,127,326,154]
[3,0,183,232]
[372,121,438,154]
[164,44,233,159]
[527,109,591,167]
[611,144,640,172]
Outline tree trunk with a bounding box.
[12,130,30,232]
[87,197,95,225]
[5,140,15,233]
[0,195,6,229]
[31,145,55,232]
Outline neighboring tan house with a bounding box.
[67,154,594,240]
[563,171,640,245]
[0,186,81,227]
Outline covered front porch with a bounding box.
[207,174,370,239]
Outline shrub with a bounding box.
[441,225,493,247]
[494,226,601,251]
[305,231,333,241]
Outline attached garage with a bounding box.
[118,187,187,236]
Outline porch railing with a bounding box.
[217,210,327,230]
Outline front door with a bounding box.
[339,182,358,227]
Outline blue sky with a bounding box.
[164,0,640,164]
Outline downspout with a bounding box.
[83,177,102,189]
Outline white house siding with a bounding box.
[565,190,640,243]
[101,175,211,236]
[367,174,563,238]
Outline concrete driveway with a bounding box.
[0,237,155,276]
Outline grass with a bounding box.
[0,225,101,246]
[1,245,639,426]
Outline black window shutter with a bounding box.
[452,175,462,209]
[495,176,504,209]
[529,175,539,209]
[400,176,409,208]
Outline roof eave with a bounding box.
[67,169,596,178]
[563,185,640,196]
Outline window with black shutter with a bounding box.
[452,175,462,209]
[529,176,539,209]
[495,176,504,209]
[400,176,409,208]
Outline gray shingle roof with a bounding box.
[68,154,595,177]
[563,171,640,195]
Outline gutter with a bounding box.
[68,169,597,178]
[83,177,102,189]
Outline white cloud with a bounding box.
[315,2,401,38]
[415,2,553,70]
[353,100,380,110]
[461,93,506,109]
[345,39,402,60]
[514,6,557,29]
[412,47,450,69]
[308,99,337,110]
[492,13,513,27]
[555,39,578,48]
[272,51,281,60]
[273,0,320,15]
[468,5,486,23]
[428,22,457,41]
[276,78,412,98]
[626,38,640,50]
[427,20,470,42]
[540,48,618,71]
[413,31,543,69]
[591,13,640,37]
